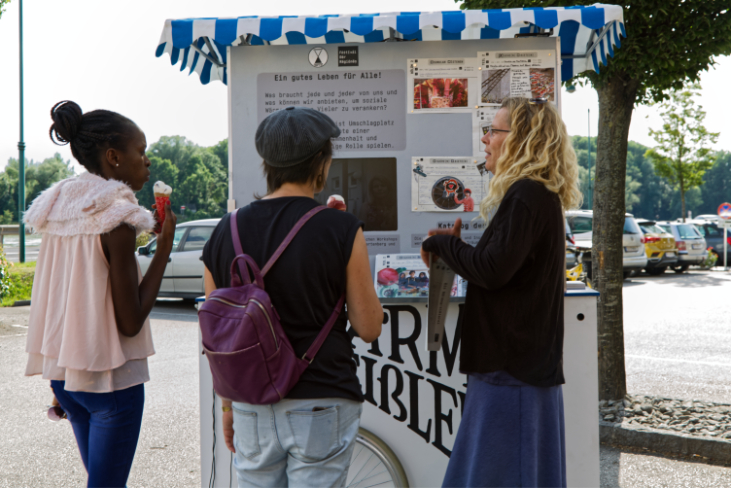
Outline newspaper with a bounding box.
[426,255,456,352]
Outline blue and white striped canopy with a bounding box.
[156,4,625,86]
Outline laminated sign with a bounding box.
[411,157,487,213]
[477,50,558,105]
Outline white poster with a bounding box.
[408,58,479,113]
[411,157,487,213]
[477,50,557,105]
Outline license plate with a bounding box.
[666,252,676,258]
[624,246,640,252]
[692,243,704,250]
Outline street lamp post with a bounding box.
[17,0,26,263]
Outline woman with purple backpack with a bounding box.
[201,106,383,487]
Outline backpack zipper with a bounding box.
[208,297,279,349]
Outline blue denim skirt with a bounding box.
[442,373,566,488]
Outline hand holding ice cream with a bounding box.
[153,181,173,228]
[327,194,346,211]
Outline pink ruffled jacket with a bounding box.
[23,172,156,392]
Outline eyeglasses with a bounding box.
[484,125,510,138]
[529,97,549,105]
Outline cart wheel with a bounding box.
[346,428,409,488]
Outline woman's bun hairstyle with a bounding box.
[47,100,138,173]
[50,100,83,145]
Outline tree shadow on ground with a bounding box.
[630,270,729,288]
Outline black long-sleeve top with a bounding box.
[422,179,566,387]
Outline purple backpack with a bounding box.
[198,206,345,404]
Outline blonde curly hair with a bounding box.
[479,97,582,223]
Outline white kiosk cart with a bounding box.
[156,6,625,487]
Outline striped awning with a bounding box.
[156,4,626,86]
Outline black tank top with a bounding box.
[202,196,364,401]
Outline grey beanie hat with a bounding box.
[255,106,341,167]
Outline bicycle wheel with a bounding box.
[346,428,409,488]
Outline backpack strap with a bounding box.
[302,292,346,364]
[229,208,250,285]
[261,206,329,276]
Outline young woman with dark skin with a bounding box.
[97,128,177,336]
[24,101,177,488]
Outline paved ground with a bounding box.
[2,270,731,487]
[623,268,731,404]
[0,301,200,488]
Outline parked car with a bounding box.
[693,214,721,223]
[137,218,220,300]
[656,221,707,272]
[635,219,677,275]
[565,218,577,269]
[686,219,731,266]
[565,210,647,280]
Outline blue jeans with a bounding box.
[50,380,145,488]
[232,397,362,488]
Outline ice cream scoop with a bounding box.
[327,194,346,211]
[153,181,173,228]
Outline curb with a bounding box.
[12,300,30,307]
[600,420,731,466]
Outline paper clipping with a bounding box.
[411,157,487,213]
[408,58,479,113]
[373,254,465,299]
[427,255,456,352]
[477,50,557,105]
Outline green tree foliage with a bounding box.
[460,0,731,401]
[0,0,10,21]
[0,138,229,225]
[0,154,74,223]
[573,136,731,220]
[645,83,719,222]
[698,151,731,214]
[140,136,228,221]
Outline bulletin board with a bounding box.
[228,37,561,260]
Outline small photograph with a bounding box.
[376,268,430,298]
[481,68,511,104]
[431,176,466,210]
[530,68,555,101]
[413,78,469,110]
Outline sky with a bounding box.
[0,0,728,173]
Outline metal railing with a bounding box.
[0,225,33,249]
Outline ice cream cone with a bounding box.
[152,181,173,228]
[155,194,170,226]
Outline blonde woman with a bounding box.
[421,97,581,488]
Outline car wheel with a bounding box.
[623,271,631,280]
[673,265,689,274]
[647,267,665,276]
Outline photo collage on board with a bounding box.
[407,50,558,213]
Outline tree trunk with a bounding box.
[594,73,639,401]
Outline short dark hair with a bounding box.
[49,100,138,173]
[259,140,333,196]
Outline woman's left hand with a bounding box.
[421,218,462,266]
[223,410,236,454]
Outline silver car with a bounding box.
[657,221,707,272]
[136,219,220,300]
[565,210,647,279]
